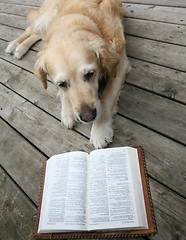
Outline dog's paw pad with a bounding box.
[90,122,113,149]
[5,41,19,54]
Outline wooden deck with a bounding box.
[0,0,186,239]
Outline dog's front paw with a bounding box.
[5,41,19,54]
[14,44,28,59]
[90,121,113,149]
[61,112,76,129]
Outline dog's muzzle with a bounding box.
[79,108,97,123]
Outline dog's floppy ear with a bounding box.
[98,49,119,79]
[35,51,48,89]
[96,45,120,78]
[96,37,125,79]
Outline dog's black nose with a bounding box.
[79,108,97,123]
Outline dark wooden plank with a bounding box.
[0,167,36,240]
[123,3,186,25]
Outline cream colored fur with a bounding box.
[5,0,131,149]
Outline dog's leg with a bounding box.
[90,49,131,149]
[6,27,32,55]
[5,27,41,59]
[14,32,41,59]
[59,91,76,129]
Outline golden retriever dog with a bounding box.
[6,0,131,149]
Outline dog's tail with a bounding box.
[27,9,40,23]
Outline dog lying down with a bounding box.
[6,0,131,149]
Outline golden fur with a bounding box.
[6,0,131,149]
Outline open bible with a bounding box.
[34,147,157,238]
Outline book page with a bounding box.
[38,152,88,233]
[87,147,143,230]
[127,148,148,229]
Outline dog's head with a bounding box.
[35,22,123,123]
[35,43,105,123]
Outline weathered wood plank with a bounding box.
[122,0,186,8]
[127,58,186,104]
[124,18,186,46]
[0,12,27,29]
[0,118,44,204]
[0,24,23,41]
[126,35,186,72]
[0,3,36,16]
[0,0,41,7]
[0,167,36,240]
[119,84,186,145]
[149,179,186,240]
[123,3,186,25]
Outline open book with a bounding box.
[34,147,157,238]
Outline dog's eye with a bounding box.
[84,70,95,81]
[57,81,68,88]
